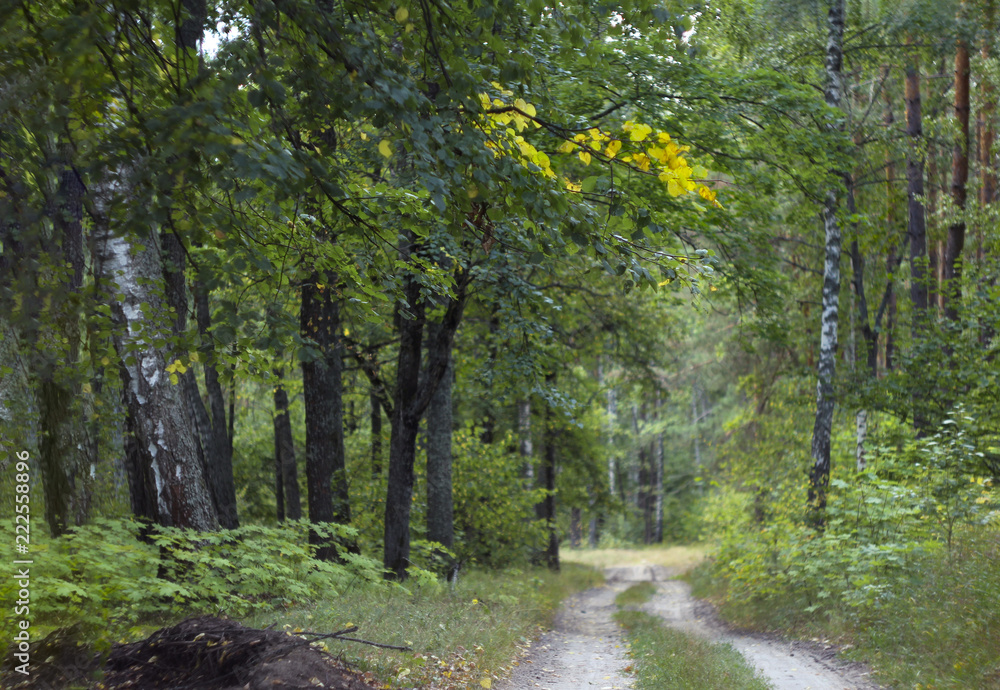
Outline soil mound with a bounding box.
[3,617,377,690]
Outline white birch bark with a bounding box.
[809,0,846,514]
[93,172,218,531]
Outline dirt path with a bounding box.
[496,584,633,689]
[607,565,883,690]
[500,563,883,690]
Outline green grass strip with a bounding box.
[614,589,772,690]
[614,581,657,607]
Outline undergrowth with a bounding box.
[695,405,1000,689]
[242,563,604,689]
[0,516,604,689]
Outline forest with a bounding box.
[1,0,998,687]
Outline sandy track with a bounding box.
[496,584,633,689]
[501,564,883,690]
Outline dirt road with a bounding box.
[500,563,883,690]
[496,584,633,689]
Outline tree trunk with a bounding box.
[808,0,846,522]
[37,164,90,536]
[480,309,499,444]
[383,239,470,580]
[944,34,971,321]
[194,279,239,528]
[979,9,997,246]
[301,276,351,560]
[371,389,383,476]
[905,52,928,328]
[905,44,929,432]
[273,368,301,520]
[425,321,454,551]
[654,390,664,543]
[569,508,582,548]
[540,371,559,571]
[95,222,219,532]
[518,398,533,479]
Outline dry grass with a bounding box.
[562,545,707,573]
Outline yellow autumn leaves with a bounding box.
[477,87,556,181]
[478,89,720,207]
[365,80,720,208]
[556,121,718,204]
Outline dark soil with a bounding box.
[2,617,377,690]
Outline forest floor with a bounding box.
[499,552,883,690]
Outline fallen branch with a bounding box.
[295,626,412,651]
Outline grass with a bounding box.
[614,581,657,606]
[562,544,706,572]
[240,563,604,689]
[691,526,1000,689]
[613,583,771,690]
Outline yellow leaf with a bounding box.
[101,356,110,366]
[579,150,592,165]
[605,139,622,158]
[82,383,92,394]
[360,131,369,140]
[692,164,708,178]
[467,186,479,199]
[169,373,179,385]
[395,7,409,22]
[189,352,200,363]
[480,679,492,688]
[378,140,393,158]
[629,123,652,141]
[405,22,415,32]
[557,140,576,153]
[667,178,685,196]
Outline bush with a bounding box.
[0,518,383,642]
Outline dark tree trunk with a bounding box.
[540,372,559,571]
[195,279,238,528]
[382,239,470,580]
[883,70,899,373]
[384,269,425,580]
[275,443,284,522]
[301,276,351,560]
[905,46,929,432]
[654,390,664,544]
[569,508,582,548]
[371,389,383,476]
[943,37,970,322]
[980,15,997,226]
[808,0,846,523]
[425,322,454,551]
[480,309,500,444]
[37,164,89,536]
[905,52,928,328]
[273,368,301,521]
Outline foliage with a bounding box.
[0,518,382,641]
[448,428,547,568]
